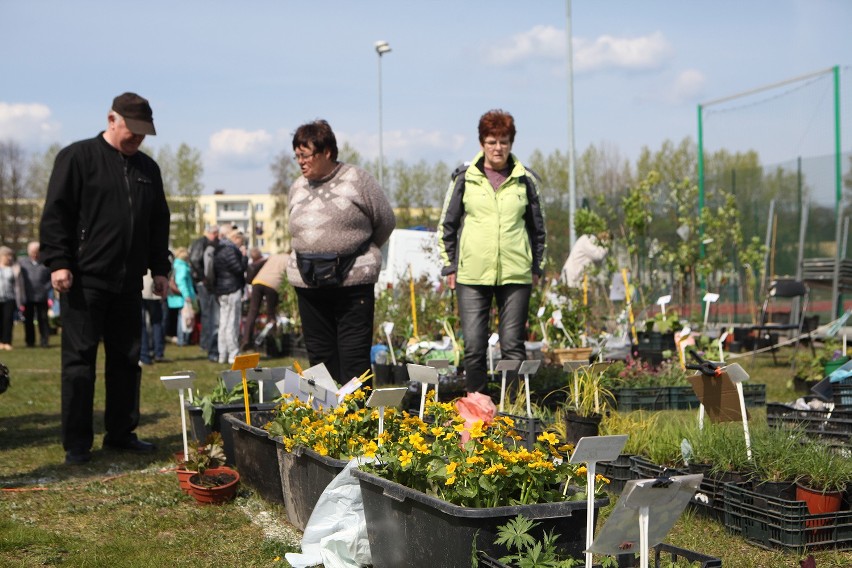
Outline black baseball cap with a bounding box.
[112,92,156,135]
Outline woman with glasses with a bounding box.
[438,109,547,395]
[286,120,396,383]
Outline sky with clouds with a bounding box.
[1,0,850,195]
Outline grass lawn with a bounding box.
[1,329,851,567]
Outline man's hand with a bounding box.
[51,269,73,293]
[152,275,169,297]
[533,273,540,287]
[446,273,456,290]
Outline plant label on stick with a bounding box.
[569,434,628,568]
[366,387,407,445]
[495,359,521,412]
[408,363,440,420]
[570,435,628,465]
[232,353,261,423]
[299,376,331,407]
[687,370,744,423]
[518,360,541,418]
[246,367,274,403]
[302,363,339,392]
[170,370,197,402]
[656,294,671,316]
[160,374,196,462]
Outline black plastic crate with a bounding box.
[723,482,852,551]
[498,412,550,451]
[615,387,670,411]
[833,378,852,410]
[599,454,636,493]
[766,403,852,444]
[629,456,683,479]
[689,472,747,522]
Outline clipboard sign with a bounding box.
[588,474,703,565]
[299,376,332,403]
[302,363,339,393]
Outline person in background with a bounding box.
[0,246,24,351]
[560,231,610,288]
[18,241,52,348]
[241,252,286,352]
[140,270,165,365]
[39,92,170,465]
[213,229,247,364]
[191,225,220,362]
[286,119,395,383]
[438,109,546,395]
[167,247,197,347]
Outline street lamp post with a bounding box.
[375,40,391,192]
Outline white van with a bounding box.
[377,228,443,289]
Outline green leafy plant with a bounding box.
[178,432,226,474]
[493,515,620,568]
[197,377,258,427]
[793,441,852,493]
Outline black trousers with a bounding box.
[242,283,280,347]
[24,301,51,347]
[295,284,374,384]
[60,286,142,453]
[0,299,15,344]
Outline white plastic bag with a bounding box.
[285,458,371,568]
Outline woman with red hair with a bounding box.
[438,109,547,395]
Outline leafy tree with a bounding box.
[158,143,204,247]
[26,143,61,200]
[0,141,33,253]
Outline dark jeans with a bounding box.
[456,283,532,393]
[140,299,165,363]
[295,284,374,384]
[0,299,15,344]
[60,286,142,453]
[197,283,219,358]
[242,283,279,347]
[24,301,51,347]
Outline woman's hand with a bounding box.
[446,273,456,290]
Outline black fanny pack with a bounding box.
[296,241,370,288]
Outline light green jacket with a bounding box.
[438,152,547,286]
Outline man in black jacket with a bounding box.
[39,92,171,465]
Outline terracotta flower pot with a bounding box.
[796,483,844,527]
[174,451,195,494]
[188,467,240,505]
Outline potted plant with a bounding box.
[537,285,593,364]
[557,363,615,444]
[748,425,802,500]
[790,339,849,391]
[175,433,227,495]
[792,442,851,515]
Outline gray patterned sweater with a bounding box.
[286,163,396,288]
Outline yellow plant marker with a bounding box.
[231,353,261,423]
[582,273,588,306]
[621,268,638,344]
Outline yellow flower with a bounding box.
[399,449,413,467]
[469,420,485,439]
[466,455,485,465]
[445,475,456,486]
[537,432,558,445]
[596,474,610,484]
[577,465,588,475]
[446,461,458,474]
[483,463,508,476]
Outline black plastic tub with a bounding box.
[352,468,608,568]
[186,402,277,464]
[222,411,283,505]
[275,442,348,531]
